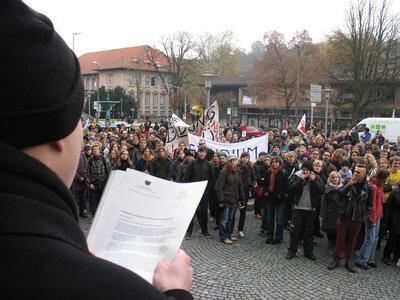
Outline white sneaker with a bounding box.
[230,236,238,241]
[223,239,233,244]
[238,231,244,238]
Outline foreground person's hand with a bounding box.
[153,249,193,292]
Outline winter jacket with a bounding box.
[253,160,268,185]
[215,167,245,207]
[263,168,289,204]
[320,185,342,233]
[386,191,400,234]
[0,142,192,300]
[150,157,171,180]
[338,180,374,222]
[184,158,215,194]
[238,161,256,188]
[72,152,88,192]
[289,171,325,209]
[369,182,384,224]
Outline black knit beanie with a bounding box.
[0,0,84,148]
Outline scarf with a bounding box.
[268,166,281,193]
[329,182,343,190]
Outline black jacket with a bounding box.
[289,172,325,208]
[184,158,215,196]
[338,180,373,222]
[150,157,172,180]
[320,185,342,233]
[385,191,400,234]
[0,143,192,300]
[263,168,289,204]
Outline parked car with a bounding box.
[240,125,266,139]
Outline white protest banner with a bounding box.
[188,133,268,162]
[166,102,220,156]
[166,114,190,156]
[189,101,219,141]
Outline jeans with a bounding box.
[357,218,381,265]
[219,207,236,241]
[266,202,285,241]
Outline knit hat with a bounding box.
[0,0,84,148]
[227,155,238,162]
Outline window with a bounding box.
[128,74,134,86]
[106,73,113,88]
[145,93,150,108]
[153,93,158,108]
[85,78,91,90]
[160,94,165,108]
[92,78,97,90]
[145,75,150,87]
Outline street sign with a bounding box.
[311,102,316,107]
[227,107,231,115]
[310,84,322,103]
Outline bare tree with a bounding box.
[251,30,321,122]
[146,32,200,114]
[325,0,400,122]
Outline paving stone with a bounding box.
[80,211,400,299]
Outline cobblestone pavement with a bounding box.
[79,212,399,300]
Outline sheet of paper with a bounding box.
[87,169,207,283]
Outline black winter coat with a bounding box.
[320,185,342,233]
[289,173,325,208]
[263,168,289,204]
[386,191,400,234]
[184,158,215,196]
[0,143,192,300]
[150,157,171,180]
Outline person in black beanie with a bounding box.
[0,1,193,299]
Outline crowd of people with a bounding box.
[75,118,400,273]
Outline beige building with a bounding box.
[79,45,172,119]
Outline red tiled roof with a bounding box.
[78,45,169,74]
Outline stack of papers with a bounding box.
[87,169,208,283]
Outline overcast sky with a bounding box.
[25,0,400,56]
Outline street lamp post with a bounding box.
[201,72,218,108]
[92,61,100,119]
[72,32,80,52]
[323,84,332,137]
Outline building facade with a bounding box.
[79,45,172,120]
[210,75,400,130]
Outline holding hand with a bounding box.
[153,249,193,292]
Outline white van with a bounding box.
[353,118,400,143]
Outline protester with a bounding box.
[356,168,389,269]
[263,157,289,244]
[215,155,245,244]
[150,147,172,180]
[328,164,374,273]
[0,1,193,298]
[253,152,269,219]
[320,171,343,255]
[72,144,90,218]
[286,161,325,260]
[184,145,215,238]
[87,144,110,216]
[235,152,256,237]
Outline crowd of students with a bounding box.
[74,118,400,272]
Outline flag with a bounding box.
[297,114,306,135]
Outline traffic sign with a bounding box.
[310,84,322,103]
